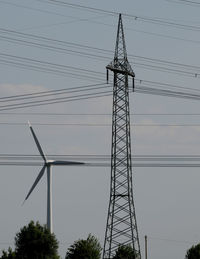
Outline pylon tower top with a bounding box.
[106,13,135,77]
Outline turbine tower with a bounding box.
[103,14,141,259]
[24,122,84,233]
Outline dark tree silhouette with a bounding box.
[186,243,200,259]
[0,248,16,259]
[65,234,101,259]
[113,244,137,259]
[14,221,59,259]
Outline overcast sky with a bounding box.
[1,0,200,258]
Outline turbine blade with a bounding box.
[28,121,47,162]
[23,165,46,203]
[50,160,85,166]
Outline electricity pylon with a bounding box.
[102,14,141,259]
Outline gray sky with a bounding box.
[0,0,200,258]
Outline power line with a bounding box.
[1,28,200,78]
[1,154,200,164]
[0,34,109,61]
[91,19,200,46]
[2,112,200,116]
[2,77,200,103]
[1,51,200,92]
[0,92,113,112]
[148,236,196,244]
[2,83,200,111]
[0,52,103,76]
[0,83,107,101]
[0,0,93,19]
[0,59,103,82]
[33,0,200,32]
[2,154,200,168]
[21,14,109,32]
[0,28,197,66]
[2,0,200,32]
[135,85,200,101]
[1,154,200,159]
[0,84,109,103]
[0,32,197,77]
[1,161,200,167]
[180,0,200,3]
[1,53,200,110]
[34,0,117,16]
[0,82,113,110]
[0,122,200,127]
[130,26,200,45]
[2,2,200,47]
[165,0,200,6]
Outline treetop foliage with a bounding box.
[1,221,59,259]
[1,221,103,259]
[65,234,102,259]
[113,244,137,259]
[0,248,16,259]
[186,243,200,259]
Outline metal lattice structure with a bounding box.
[102,14,141,259]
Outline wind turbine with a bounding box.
[24,122,84,233]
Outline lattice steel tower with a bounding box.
[103,14,141,259]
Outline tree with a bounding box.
[113,244,137,259]
[14,221,60,259]
[65,234,101,259]
[186,243,200,259]
[0,248,16,259]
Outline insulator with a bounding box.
[132,77,135,92]
[106,69,109,84]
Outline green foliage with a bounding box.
[14,221,59,259]
[186,243,200,259]
[0,248,16,259]
[113,244,136,259]
[65,234,102,259]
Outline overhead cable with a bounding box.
[33,0,200,32]
[1,161,200,167]
[1,27,200,71]
[2,112,200,116]
[1,85,200,111]
[0,28,200,77]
